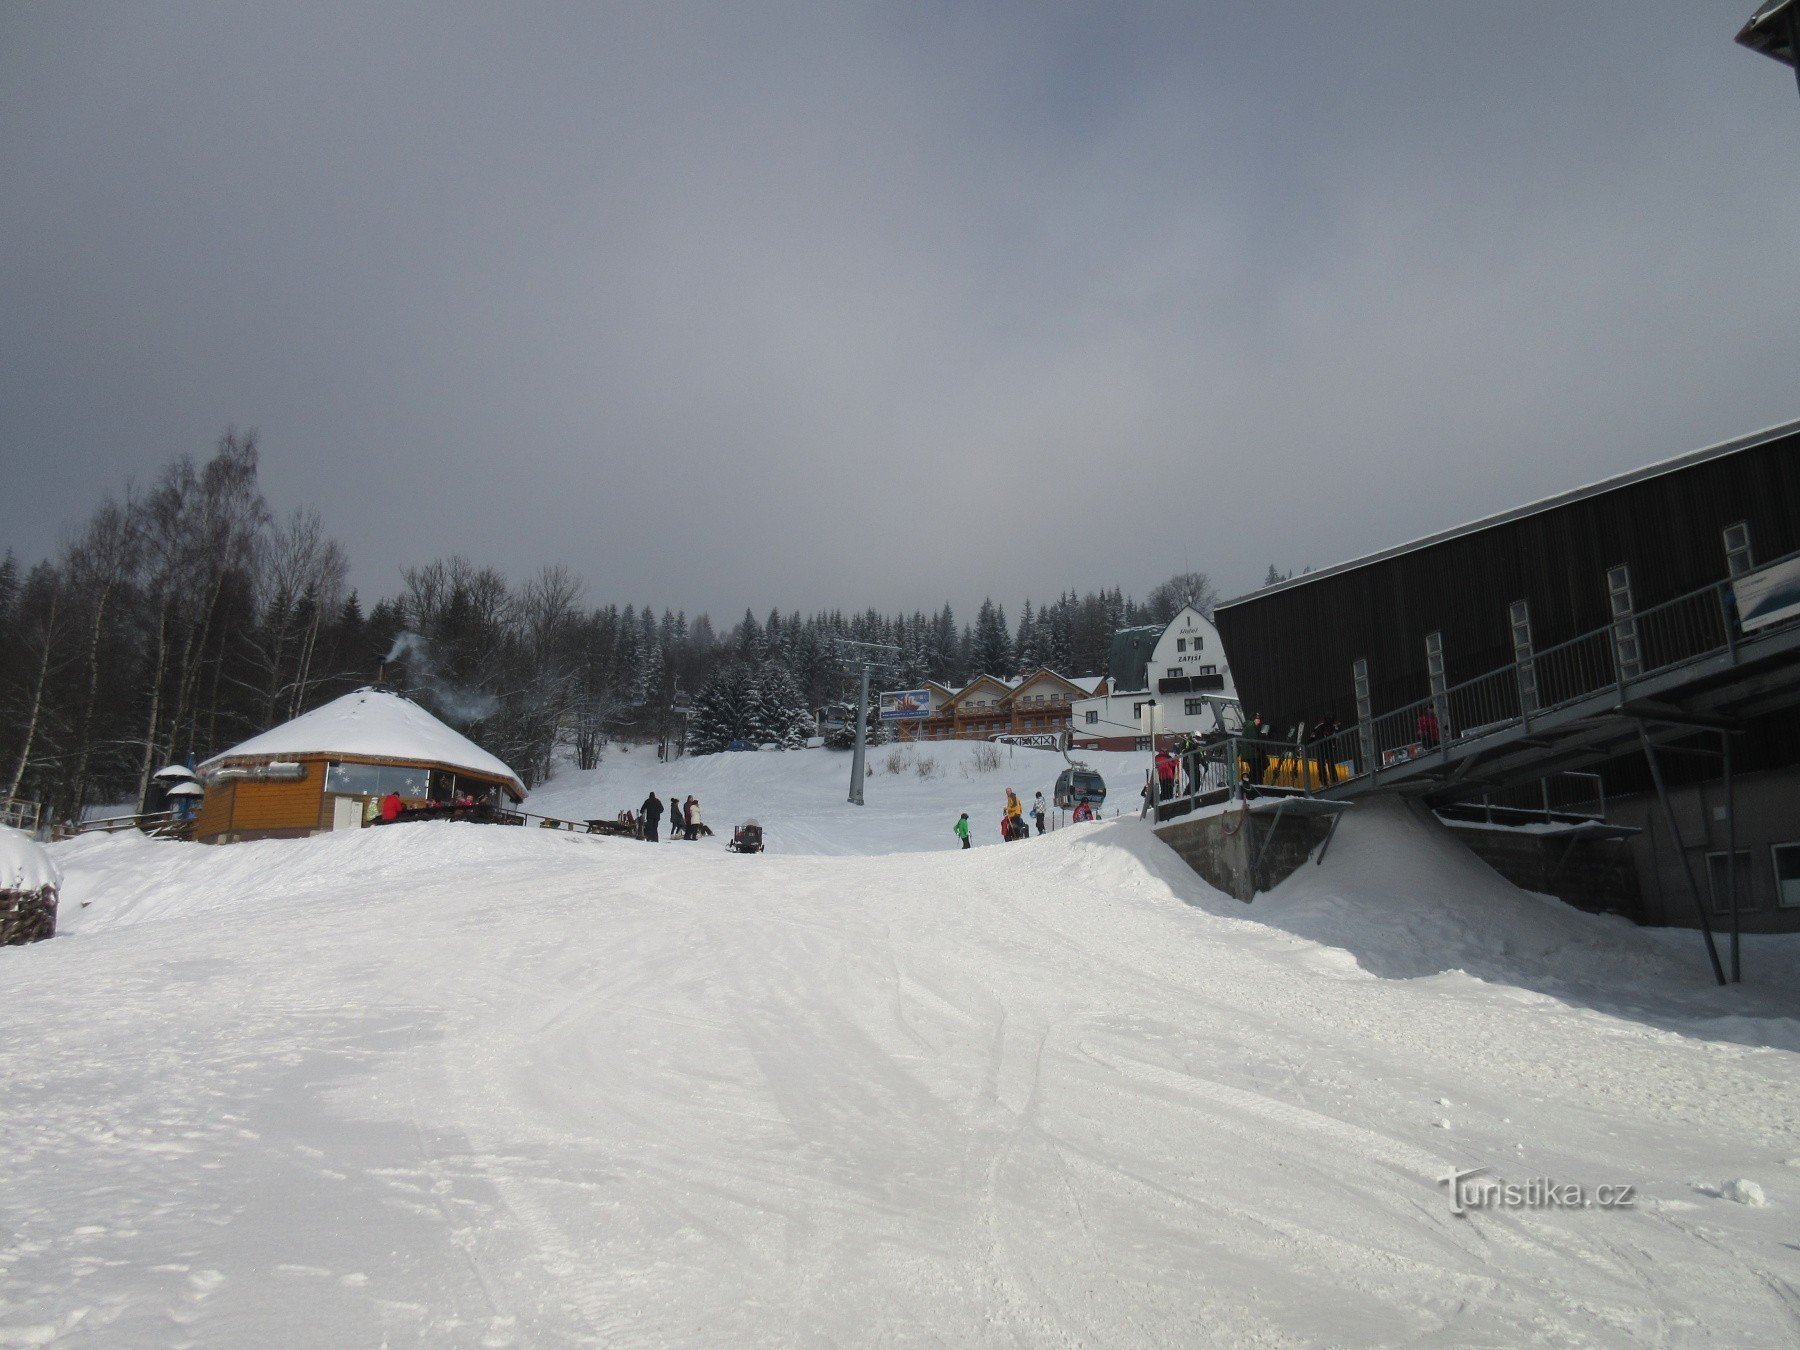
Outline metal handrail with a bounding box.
[1155,553,1797,816]
[1295,554,1796,791]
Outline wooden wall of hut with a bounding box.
[194,761,331,843]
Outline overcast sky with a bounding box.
[3,2,1797,619]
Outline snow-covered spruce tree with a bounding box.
[741,662,806,752]
[821,704,856,751]
[821,693,881,751]
[972,598,1012,677]
[749,661,812,748]
[688,662,755,755]
[633,605,664,705]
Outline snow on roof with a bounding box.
[198,688,526,797]
[0,827,60,893]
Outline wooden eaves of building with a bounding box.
[192,687,527,844]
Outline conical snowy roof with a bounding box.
[198,688,526,797]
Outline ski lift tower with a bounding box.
[1738,0,1800,96]
[833,638,901,805]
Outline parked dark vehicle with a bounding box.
[1053,768,1107,810]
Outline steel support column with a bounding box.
[1723,729,1741,983]
[1636,723,1727,986]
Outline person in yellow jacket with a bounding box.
[1003,788,1025,841]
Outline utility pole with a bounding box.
[834,638,901,806]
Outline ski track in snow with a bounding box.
[2,745,1798,1346]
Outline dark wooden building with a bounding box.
[1215,419,1800,736]
[1213,418,1800,935]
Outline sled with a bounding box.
[729,820,765,853]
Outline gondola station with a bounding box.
[191,687,527,844]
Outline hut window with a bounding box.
[325,762,431,799]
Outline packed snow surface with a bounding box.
[526,740,1146,852]
[195,687,524,794]
[0,825,59,891]
[4,747,1798,1345]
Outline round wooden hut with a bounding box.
[192,688,526,844]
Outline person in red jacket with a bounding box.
[1154,749,1179,800]
[1416,707,1441,750]
[379,790,403,822]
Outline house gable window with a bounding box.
[1773,843,1800,909]
[1706,850,1755,914]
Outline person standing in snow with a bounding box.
[1154,749,1178,800]
[641,791,664,842]
[954,812,971,849]
[669,794,686,840]
[684,796,702,841]
[1032,791,1047,835]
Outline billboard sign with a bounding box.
[879,689,931,720]
[994,733,1061,750]
[1734,556,1800,634]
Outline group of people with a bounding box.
[375,787,495,824]
[636,790,704,842]
[954,788,1050,847]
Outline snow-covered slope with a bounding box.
[525,741,1149,853]
[4,781,1798,1345]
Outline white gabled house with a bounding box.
[1070,605,1240,750]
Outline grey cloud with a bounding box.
[3,2,1795,618]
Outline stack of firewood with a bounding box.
[0,885,56,945]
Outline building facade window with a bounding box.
[1773,843,1800,909]
[1085,710,1098,725]
[1198,664,1216,675]
[1176,638,1187,652]
[1134,736,1151,751]
[324,761,430,799]
[1706,849,1755,914]
[1184,698,1206,716]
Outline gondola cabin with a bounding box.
[191,688,526,844]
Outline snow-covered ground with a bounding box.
[524,740,1148,852]
[3,748,1798,1345]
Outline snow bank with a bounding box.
[1252,797,1667,981]
[0,825,59,892]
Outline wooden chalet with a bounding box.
[192,688,526,844]
[888,669,1109,742]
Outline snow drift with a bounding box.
[3,756,1798,1345]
